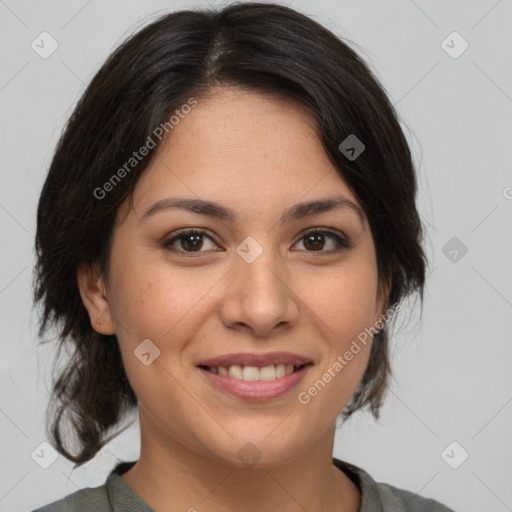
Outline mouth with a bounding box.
[197,362,312,381]
[195,353,314,401]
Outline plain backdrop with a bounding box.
[1,1,511,511]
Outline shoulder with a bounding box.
[373,480,455,511]
[31,460,143,512]
[333,458,456,512]
[30,483,110,512]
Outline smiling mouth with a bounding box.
[197,363,312,381]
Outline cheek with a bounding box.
[301,262,379,342]
[107,250,219,380]
[108,248,195,339]
[297,262,378,402]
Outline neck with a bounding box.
[121,411,360,512]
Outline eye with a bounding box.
[162,228,351,256]
[162,229,219,256]
[293,229,351,253]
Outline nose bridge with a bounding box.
[240,246,283,298]
[220,238,298,335]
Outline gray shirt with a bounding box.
[32,458,455,511]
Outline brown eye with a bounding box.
[294,230,351,253]
[180,233,204,251]
[163,230,218,255]
[303,233,326,251]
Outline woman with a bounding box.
[32,3,454,511]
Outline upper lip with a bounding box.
[196,352,313,368]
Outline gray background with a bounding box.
[1,0,511,511]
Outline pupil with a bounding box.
[182,234,203,251]
[304,233,324,251]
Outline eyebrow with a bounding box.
[142,195,364,225]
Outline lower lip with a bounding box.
[198,365,312,401]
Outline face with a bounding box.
[79,87,388,468]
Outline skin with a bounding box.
[78,87,389,512]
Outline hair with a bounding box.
[33,2,427,467]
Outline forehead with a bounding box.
[125,87,361,220]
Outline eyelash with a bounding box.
[162,228,351,257]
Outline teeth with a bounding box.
[276,364,286,378]
[242,366,260,381]
[209,363,302,381]
[228,364,243,379]
[259,365,276,381]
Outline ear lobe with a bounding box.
[77,263,115,335]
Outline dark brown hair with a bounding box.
[34,2,427,467]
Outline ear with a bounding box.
[375,274,392,328]
[77,263,115,335]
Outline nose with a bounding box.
[219,248,300,337]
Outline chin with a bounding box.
[204,435,307,470]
